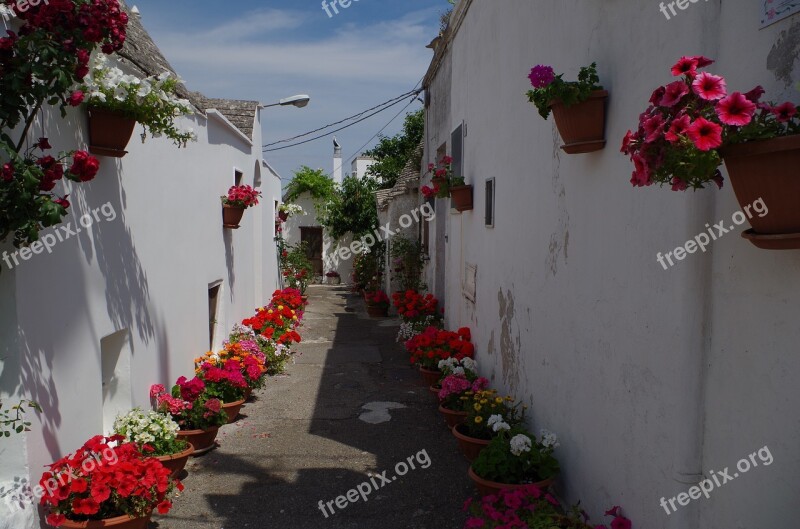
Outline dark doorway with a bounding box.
[300,226,324,276]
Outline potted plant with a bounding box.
[151,380,227,454]
[437,374,489,429]
[195,359,249,423]
[228,322,293,376]
[325,270,341,285]
[527,63,607,153]
[453,390,525,462]
[39,435,181,528]
[81,54,196,157]
[221,184,261,229]
[469,428,560,496]
[464,486,633,529]
[434,356,480,393]
[277,202,305,222]
[198,338,269,400]
[365,290,390,317]
[113,408,193,479]
[281,242,314,295]
[622,55,800,249]
[405,326,474,386]
[392,290,440,324]
[449,175,474,212]
[421,156,463,200]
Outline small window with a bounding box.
[234,169,244,186]
[451,123,464,180]
[208,282,222,350]
[485,178,495,228]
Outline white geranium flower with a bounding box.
[510,434,532,456]
[452,366,465,376]
[487,414,509,432]
[89,91,107,103]
[540,429,560,449]
[461,357,476,371]
[137,82,152,97]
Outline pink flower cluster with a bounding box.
[622,55,799,191]
[224,184,261,208]
[528,65,555,89]
[199,360,248,388]
[439,375,489,401]
[149,384,191,415]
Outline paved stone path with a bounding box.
[157,285,470,529]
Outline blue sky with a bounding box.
[130,0,445,182]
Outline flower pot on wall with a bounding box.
[550,90,608,154]
[450,185,473,212]
[223,205,245,229]
[467,466,556,497]
[87,107,137,158]
[58,514,151,529]
[720,135,800,249]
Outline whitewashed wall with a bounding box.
[0,90,280,528]
[426,1,800,528]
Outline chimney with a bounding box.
[333,137,343,185]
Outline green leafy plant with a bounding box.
[282,242,315,294]
[462,389,525,440]
[526,63,602,120]
[82,54,196,146]
[0,399,41,437]
[390,236,426,291]
[321,174,378,240]
[471,427,561,484]
[284,166,337,214]
[352,242,385,291]
[365,109,424,189]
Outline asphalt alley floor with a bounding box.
[155,284,471,529]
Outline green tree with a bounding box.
[365,109,424,189]
[322,175,379,240]
[284,166,337,214]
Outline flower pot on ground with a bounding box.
[155,442,195,478]
[325,271,342,285]
[365,290,390,317]
[429,384,441,396]
[468,465,555,497]
[438,404,469,429]
[222,398,246,423]
[221,185,261,229]
[367,304,389,317]
[176,427,220,455]
[56,514,152,529]
[720,134,800,249]
[453,423,492,462]
[527,63,607,154]
[113,408,193,479]
[87,107,137,157]
[450,185,474,211]
[419,366,442,386]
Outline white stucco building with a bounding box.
[0,6,282,528]
[419,2,800,528]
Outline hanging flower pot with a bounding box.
[154,442,194,479]
[87,107,137,158]
[58,514,152,529]
[720,134,800,249]
[452,424,491,462]
[177,426,220,455]
[467,466,555,497]
[450,185,473,211]
[222,399,246,423]
[550,89,608,153]
[223,205,245,229]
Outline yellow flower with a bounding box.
[291,309,296,314]
[474,416,483,423]
[495,397,503,404]
[474,403,482,412]
[480,399,488,404]
[268,310,274,314]
[278,305,284,310]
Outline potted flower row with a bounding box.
[623,55,800,249]
[405,325,475,387]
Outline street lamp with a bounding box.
[260,95,311,109]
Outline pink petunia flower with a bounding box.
[687,117,723,151]
[771,101,797,123]
[643,114,665,143]
[665,114,692,143]
[671,56,698,77]
[716,92,756,126]
[660,81,690,107]
[692,72,727,101]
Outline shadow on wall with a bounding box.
[224,229,236,298]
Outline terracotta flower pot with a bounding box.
[550,89,608,154]
[87,107,137,158]
[326,276,341,285]
[467,466,556,497]
[243,387,253,401]
[720,134,800,249]
[438,405,468,429]
[450,185,473,212]
[429,384,441,397]
[367,304,389,317]
[223,205,245,229]
[177,427,219,455]
[419,367,442,387]
[222,399,246,423]
[154,442,194,479]
[58,514,150,529]
[452,423,491,462]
